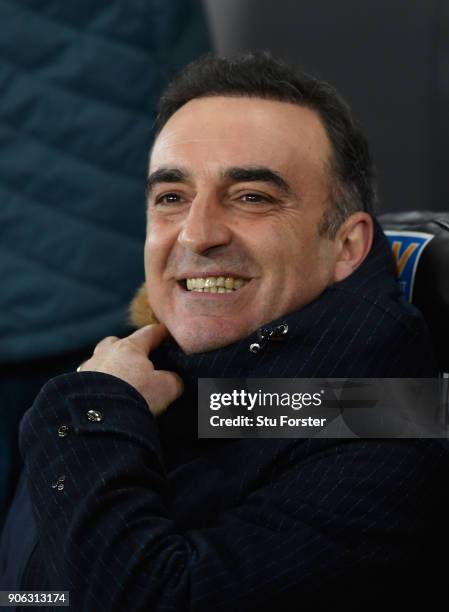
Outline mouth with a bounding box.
[178,275,250,293]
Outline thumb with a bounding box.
[126,323,169,355]
[145,370,184,416]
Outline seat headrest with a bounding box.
[379,211,449,372]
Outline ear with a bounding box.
[332,212,373,283]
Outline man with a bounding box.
[1,53,448,611]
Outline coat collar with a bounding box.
[138,219,436,455]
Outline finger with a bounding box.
[158,370,184,402]
[151,370,184,411]
[125,324,169,355]
[77,358,93,372]
[76,360,87,372]
[93,336,119,354]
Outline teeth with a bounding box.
[184,276,248,292]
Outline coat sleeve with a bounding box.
[19,372,443,612]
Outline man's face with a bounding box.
[145,96,339,353]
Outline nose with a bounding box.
[177,194,232,254]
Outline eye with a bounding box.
[240,193,273,204]
[154,193,185,205]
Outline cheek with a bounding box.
[144,244,165,303]
[145,224,171,271]
[273,233,327,290]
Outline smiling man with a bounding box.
[144,95,371,353]
[1,53,448,611]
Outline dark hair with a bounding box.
[155,52,377,237]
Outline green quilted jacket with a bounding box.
[0,0,210,522]
[1,0,210,362]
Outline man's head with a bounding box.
[144,52,376,353]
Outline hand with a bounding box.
[78,324,183,416]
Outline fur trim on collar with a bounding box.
[128,283,159,328]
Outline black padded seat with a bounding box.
[380,211,449,373]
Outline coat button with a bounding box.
[51,475,66,491]
[275,323,289,335]
[86,409,103,422]
[58,425,70,438]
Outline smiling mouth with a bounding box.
[179,276,249,293]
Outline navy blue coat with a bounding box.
[1,222,448,611]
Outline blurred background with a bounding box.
[204,0,449,214]
[0,0,447,526]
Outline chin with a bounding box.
[175,334,234,355]
[171,324,250,355]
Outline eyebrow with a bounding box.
[146,167,191,197]
[145,165,292,197]
[223,166,292,195]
